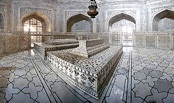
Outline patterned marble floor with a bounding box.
[131,48,174,103]
[0,47,174,103]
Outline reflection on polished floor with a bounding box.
[0,47,174,103]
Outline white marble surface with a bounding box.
[0,47,174,103]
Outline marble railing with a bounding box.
[1,30,174,56]
[134,30,174,49]
[0,31,111,56]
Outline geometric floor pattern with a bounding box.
[131,48,174,103]
[0,47,174,103]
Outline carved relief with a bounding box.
[158,35,170,49]
[146,35,156,48]
[59,2,88,9]
[134,34,144,47]
[65,10,87,21]
[105,1,143,6]
[20,7,52,20]
[20,35,29,50]
[47,45,122,98]
[6,35,18,53]
[107,10,136,22]
[151,6,173,19]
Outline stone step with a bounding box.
[87,44,109,57]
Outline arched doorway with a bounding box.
[67,14,92,32]
[153,10,174,31]
[109,13,136,46]
[0,13,4,31]
[21,12,51,47]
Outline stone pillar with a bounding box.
[92,18,97,33]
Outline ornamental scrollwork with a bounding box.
[151,6,173,18]
[65,10,88,21]
[107,10,136,22]
[20,7,52,20]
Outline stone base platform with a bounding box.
[47,46,123,99]
[34,39,79,59]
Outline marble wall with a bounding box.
[0,0,12,31]
[0,32,30,55]
[0,0,173,55]
[0,0,172,33]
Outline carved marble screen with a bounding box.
[134,32,144,47]
[20,35,29,50]
[157,35,171,49]
[6,34,18,53]
[146,35,156,48]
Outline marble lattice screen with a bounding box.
[134,31,174,50]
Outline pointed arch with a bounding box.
[21,12,51,32]
[67,14,93,32]
[109,13,136,27]
[108,13,136,46]
[152,10,174,31]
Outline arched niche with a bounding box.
[109,13,136,33]
[0,13,4,30]
[67,14,92,32]
[21,12,51,47]
[21,12,51,32]
[108,13,136,46]
[109,13,136,27]
[153,10,174,31]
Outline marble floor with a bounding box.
[0,47,174,103]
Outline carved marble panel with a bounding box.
[157,35,171,49]
[146,35,156,48]
[135,35,144,47]
[6,34,18,53]
[20,7,52,20]
[20,35,29,50]
[151,5,173,19]
[47,46,122,99]
[65,10,88,21]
